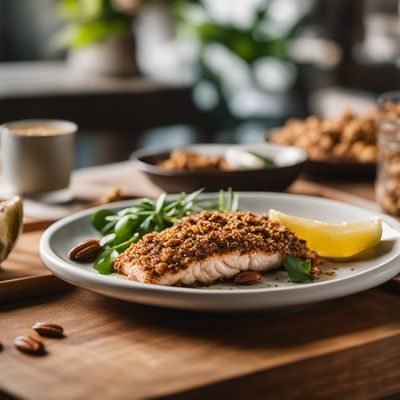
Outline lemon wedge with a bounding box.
[269,209,382,259]
[0,196,23,262]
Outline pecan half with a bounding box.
[32,322,64,338]
[68,239,100,262]
[14,335,45,355]
[234,271,263,285]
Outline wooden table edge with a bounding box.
[0,275,70,304]
[157,334,400,400]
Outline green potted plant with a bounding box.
[166,0,308,132]
[57,0,142,76]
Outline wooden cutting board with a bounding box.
[0,227,69,303]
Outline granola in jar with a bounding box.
[375,92,400,215]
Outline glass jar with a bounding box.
[376,92,400,215]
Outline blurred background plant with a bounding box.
[142,0,316,139]
[172,0,307,133]
[55,0,142,76]
[56,0,140,49]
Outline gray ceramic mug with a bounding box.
[0,119,76,196]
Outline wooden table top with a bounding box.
[1,162,399,400]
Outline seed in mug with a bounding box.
[32,322,64,338]
[14,335,45,355]
[10,127,68,136]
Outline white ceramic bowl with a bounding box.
[132,143,307,192]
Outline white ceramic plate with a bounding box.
[40,193,400,312]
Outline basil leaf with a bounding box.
[94,247,118,275]
[114,216,135,242]
[99,233,116,247]
[92,210,114,231]
[111,233,139,252]
[284,255,315,283]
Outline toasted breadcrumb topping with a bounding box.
[158,150,230,171]
[113,211,320,281]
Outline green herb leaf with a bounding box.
[111,233,139,252]
[99,233,116,247]
[184,188,204,204]
[218,187,239,212]
[92,209,115,231]
[219,189,225,211]
[283,255,315,283]
[93,247,118,275]
[114,215,135,240]
[155,192,167,213]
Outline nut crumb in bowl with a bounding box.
[270,108,377,164]
[158,150,229,171]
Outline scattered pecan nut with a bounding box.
[32,322,64,338]
[68,239,100,262]
[99,187,122,204]
[14,335,45,355]
[234,271,263,285]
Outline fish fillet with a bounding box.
[113,211,320,286]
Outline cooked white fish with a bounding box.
[113,211,320,286]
